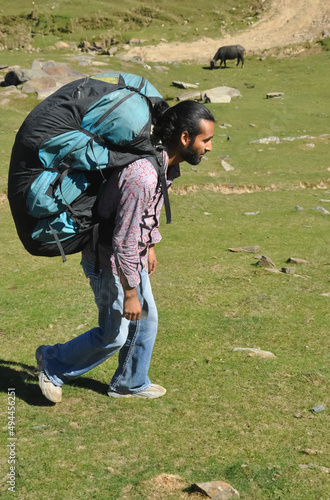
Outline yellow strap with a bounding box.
[91,76,119,85]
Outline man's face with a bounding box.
[181,119,214,166]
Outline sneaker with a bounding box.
[35,347,62,403]
[107,384,166,399]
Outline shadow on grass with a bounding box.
[0,359,108,406]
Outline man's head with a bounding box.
[152,100,215,166]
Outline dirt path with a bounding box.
[124,0,330,63]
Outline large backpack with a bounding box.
[8,72,171,261]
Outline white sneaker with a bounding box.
[35,347,62,403]
[108,384,166,399]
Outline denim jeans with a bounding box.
[38,259,158,394]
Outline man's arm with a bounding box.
[148,244,157,275]
[120,269,142,321]
[112,160,159,319]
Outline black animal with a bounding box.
[210,44,245,69]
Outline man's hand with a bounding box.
[148,244,157,275]
[120,270,142,321]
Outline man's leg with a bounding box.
[108,269,161,395]
[36,260,130,393]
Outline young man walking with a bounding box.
[36,100,215,403]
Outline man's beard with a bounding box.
[181,142,202,165]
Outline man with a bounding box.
[35,100,215,403]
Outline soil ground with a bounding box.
[124,0,330,63]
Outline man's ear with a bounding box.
[181,130,190,147]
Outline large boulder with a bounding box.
[3,60,87,98]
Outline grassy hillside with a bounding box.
[0,0,267,48]
[0,1,330,499]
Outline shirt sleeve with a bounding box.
[112,159,160,288]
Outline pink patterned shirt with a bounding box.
[82,150,180,287]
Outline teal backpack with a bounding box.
[8,72,171,261]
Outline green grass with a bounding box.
[0,0,266,48]
[1,3,330,499]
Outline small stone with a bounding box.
[281,267,295,274]
[257,255,276,268]
[193,480,240,499]
[55,41,70,49]
[220,159,234,171]
[266,92,284,98]
[294,205,304,211]
[314,206,330,215]
[228,246,261,253]
[302,449,323,455]
[172,80,199,89]
[310,404,326,413]
[233,347,276,358]
[287,258,310,264]
[299,464,330,473]
[244,211,260,216]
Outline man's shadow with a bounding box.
[0,359,108,406]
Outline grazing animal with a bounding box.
[210,44,245,69]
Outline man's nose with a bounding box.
[206,140,212,152]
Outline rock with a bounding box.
[172,80,199,89]
[177,86,241,103]
[228,246,261,253]
[233,347,276,358]
[176,89,202,101]
[40,61,86,79]
[126,38,147,45]
[205,94,231,103]
[153,65,169,72]
[36,88,60,100]
[4,60,88,98]
[314,206,330,215]
[108,46,118,55]
[310,404,326,413]
[266,92,284,98]
[192,480,240,499]
[299,464,330,473]
[244,211,260,216]
[257,255,276,268]
[55,41,70,49]
[93,41,105,51]
[302,449,323,455]
[294,205,304,211]
[251,136,280,144]
[2,85,21,94]
[79,40,91,52]
[320,292,330,297]
[4,68,48,86]
[201,86,241,103]
[21,77,57,94]
[281,267,295,274]
[287,257,310,264]
[220,159,234,171]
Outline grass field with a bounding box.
[0,2,330,499]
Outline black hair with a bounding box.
[152,100,215,148]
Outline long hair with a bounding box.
[152,100,215,147]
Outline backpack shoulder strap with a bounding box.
[146,153,171,224]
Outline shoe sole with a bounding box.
[108,386,166,399]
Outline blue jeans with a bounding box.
[38,259,158,394]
